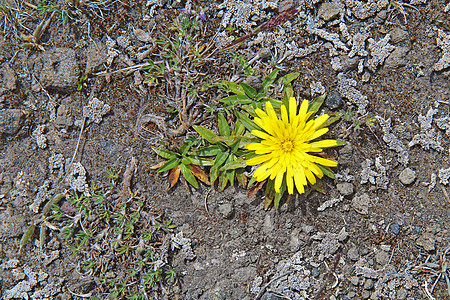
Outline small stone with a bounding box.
[363,278,374,290]
[0,63,17,92]
[390,223,400,235]
[351,193,370,215]
[375,251,390,265]
[263,215,274,233]
[416,232,436,251]
[347,291,356,298]
[311,267,320,278]
[338,144,353,165]
[336,182,354,196]
[350,276,359,286]
[389,27,409,44]
[347,247,359,261]
[385,47,410,69]
[397,287,407,300]
[362,290,371,299]
[318,2,340,21]
[325,90,343,109]
[361,247,370,256]
[399,168,416,185]
[243,76,262,90]
[0,109,24,136]
[134,28,151,42]
[218,203,234,219]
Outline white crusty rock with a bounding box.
[376,116,409,165]
[408,107,443,151]
[345,0,389,19]
[337,73,368,114]
[366,34,395,72]
[434,29,450,71]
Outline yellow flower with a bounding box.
[245,97,339,194]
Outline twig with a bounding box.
[122,156,138,197]
[254,270,295,300]
[313,253,341,300]
[70,116,86,164]
[204,188,212,213]
[441,186,450,204]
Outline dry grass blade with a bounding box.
[247,180,266,198]
[189,164,210,185]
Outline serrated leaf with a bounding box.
[180,163,198,189]
[167,165,181,190]
[234,110,260,132]
[308,93,327,115]
[195,145,223,156]
[187,156,215,166]
[235,169,248,188]
[278,72,299,85]
[273,180,286,210]
[219,94,252,105]
[239,82,258,99]
[219,156,246,171]
[261,69,279,91]
[247,180,265,198]
[210,151,229,185]
[218,112,231,136]
[189,164,210,185]
[321,111,343,128]
[192,125,218,143]
[310,180,325,194]
[151,147,178,160]
[233,119,246,136]
[19,224,36,253]
[158,157,180,172]
[264,179,276,210]
[318,164,336,179]
[227,169,235,187]
[215,80,245,95]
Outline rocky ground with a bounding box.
[1,0,450,299]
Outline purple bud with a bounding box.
[199,9,206,21]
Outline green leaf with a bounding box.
[239,82,258,99]
[219,94,252,105]
[273,188,285,210]
[234,110,260,132]
[195,145,223,156]
[218,172,229,191]
[255,93,268,101]
[235,168,248,187]
[232,119,246,136]
[321,111,343,128]
[278,72,299,85]
[210,151,229,185]
[192,125,218,143]
[307,93,327,115]
[310,180,325,194]
[219,156,247,171]
[318,164,336,179]
[218,112,231,136]
[151,147,178,160]
[180,163,198,189]
[264,179,276,210]
[158,158,180,172]
[215,80,245,95]
[336,140,346,146]
[187,156,215,167]
[261,69,279,91]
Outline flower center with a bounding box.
[282,140,294,152]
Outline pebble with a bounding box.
[375,251,390,266]
[397,287,407,300]
[351,193,370,215]
[325,90,343,109]
[362,290,371,299]
[390,223,400,235]
[218,203,234,219]
[338,144,353,165]
[363,279,374,290]
[0,109,24,136]
[416,232,436,251]
[389,27,409,44]
[350,276,359,286]
[399,168,416,185]
[311,267,320,278]
[336,182,354,196]
[318,2,340,21]
[347,247,359,261]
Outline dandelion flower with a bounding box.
[245,97,339,194]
